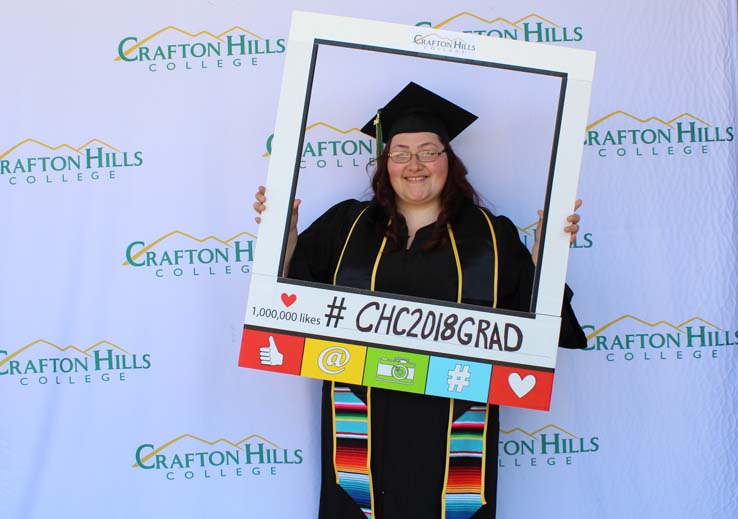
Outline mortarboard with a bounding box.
[359,82,478,157]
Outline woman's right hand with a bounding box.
[254,185,301,229]
[253,185,269,224]
[253,185,301,276]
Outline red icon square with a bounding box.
[488,365,555,411]
[239,328,305,376]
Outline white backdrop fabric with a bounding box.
[1,1,736,518]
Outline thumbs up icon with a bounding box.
[259,336,284,366]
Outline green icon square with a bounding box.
[363,348,429,394]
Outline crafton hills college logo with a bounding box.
[584,111,734,158]
[583,314,738,363]
[0,339,151,386]
[498,424,599,468]
[414,12,583,44]
[0,138,143,187]
[115,26,285,72]
[133,433,304,481]
[122,231,255,278]
[263,122,376,171]
[411,32,477,56]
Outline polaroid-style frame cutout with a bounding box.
[240,11,595,410]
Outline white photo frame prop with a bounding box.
[239,11,595,411]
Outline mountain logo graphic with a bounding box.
[122,231,255,267]
[587,111,713,131]
[122,231,256,279]
[0,339,129,367]
[498,424,600,457]
[584,315,737,361]
[414,12,583,44]
[411,30,477,53]
[501,423,577,440]
[585,111,734,152]
[586,315,721,340]
[1,138,144,187]
[1,138,142,173]
[0,340,151,384]
[1,138,120,160]
[115,26,266,61]
[115,25,286,69]
[133,433,305,479]
[431,12,562,30]
[133,433,280,468]
[263,122,373,158]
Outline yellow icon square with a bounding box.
[301,339,367,384]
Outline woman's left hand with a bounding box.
[531,199,583,266]
[564,199,583,244]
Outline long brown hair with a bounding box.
[370,135,479,250]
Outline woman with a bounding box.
[254,83,586,519]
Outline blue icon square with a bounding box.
[425,357,492,402]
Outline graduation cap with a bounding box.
[359,82,478,157]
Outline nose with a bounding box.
[406,154,423,169]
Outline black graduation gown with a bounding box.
[289,200,586,519]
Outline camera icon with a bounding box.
[376,357,416,384]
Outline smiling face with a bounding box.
[386,132,449,212]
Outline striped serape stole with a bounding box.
[443,402,489,519]
[332,383,373,518]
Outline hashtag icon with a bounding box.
[324,296,347,328]
[447,364,471,393]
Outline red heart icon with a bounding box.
[281,293,297,307]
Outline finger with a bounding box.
[290,199,301,229]
[255,216,261,224]
[566,214,580,224]
[574,198,583,211]
[269,336,276,348]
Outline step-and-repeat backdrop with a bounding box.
[2,1,736,518]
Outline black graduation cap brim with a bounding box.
[360,82,478,143]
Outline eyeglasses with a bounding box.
[387,149,446,164]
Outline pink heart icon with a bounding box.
[281,293,297,307]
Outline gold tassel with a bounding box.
[373,110,383,159]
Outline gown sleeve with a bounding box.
[288,199,369,284]
[490,212,587,349]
